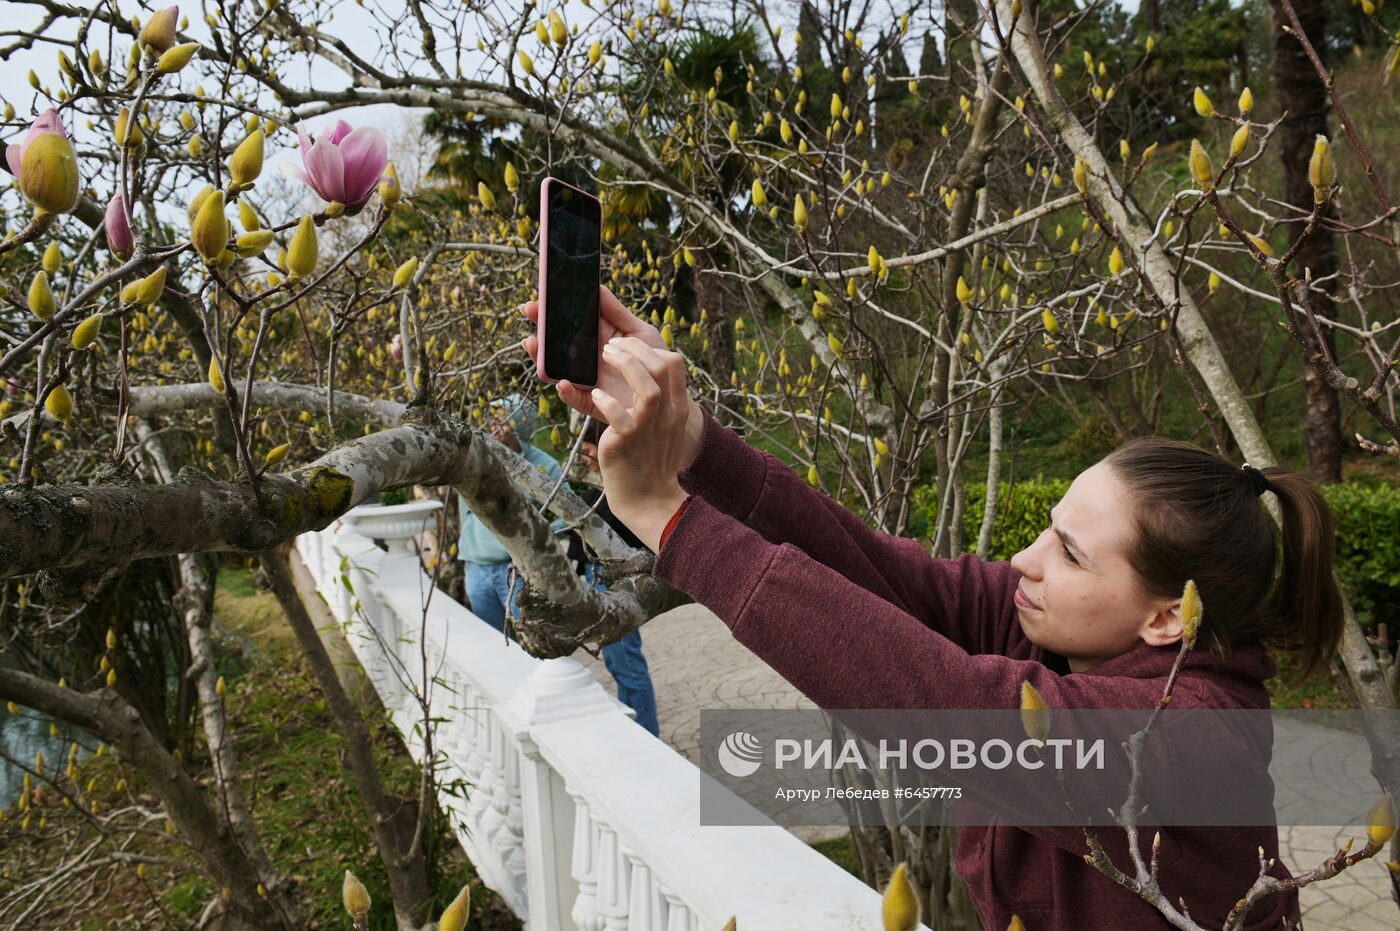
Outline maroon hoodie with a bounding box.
[652,408,1301,931]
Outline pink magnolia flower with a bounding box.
[389,333,403,359]
[287,120,388,212]
[5,108,78,214]
[105,194,133,257]
[5,108,66,179]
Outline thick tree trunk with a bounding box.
[1271,0,1344,483]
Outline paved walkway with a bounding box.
[578,604,1398,930]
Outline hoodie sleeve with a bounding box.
[653,495,1165,712]
[676,406,1013,654]
[651,495,1189,847]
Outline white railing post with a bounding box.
[503,657,623,931]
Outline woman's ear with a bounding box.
[1140,598,1185,648]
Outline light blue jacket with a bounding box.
[458,393,569,566]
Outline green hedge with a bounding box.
[910,479,1400,626]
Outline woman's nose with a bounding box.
[1010,529,1050,578]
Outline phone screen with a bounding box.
[544,181,601,385]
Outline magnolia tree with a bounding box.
[0,0,1399,927]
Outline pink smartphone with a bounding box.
[536,177,602,388]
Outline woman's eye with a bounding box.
[1062,545,1079,566]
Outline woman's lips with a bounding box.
[1014,587,1040,611]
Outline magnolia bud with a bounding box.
[1020,681,1049,742]
[45,384,73,423]
[208,356,225,393]
[1369,795,1396,849]
[186,184,215,224]
[882,863,919,931]
[136,266,166,304]
[1188,139,1214,187]
[139,6,179,53]
[1193,86,1214,119]
[228,129,264,187]
[589,39,602,66]
[20,133,79,214]
[71,313,102,349]
[379,162,401,208]
[287,216,318,279]
[793,194,808,232]
[28,271,56,321]
[235,230,274,257]
[191,190,227,262]
[239,200,259,232]
[1230,123,1250,159]
[393,256,419,287]
[1238,86,1254,115]
[751,178,766,208]
[114,107,144,148]
[477,182,496,210]
[438,885,471,931]
[1309,135,1335,205]
[504,161,519,192]
[263,442,290,467]
[342,870,371,921]
[518,49,535,75]
[1181,579,1202,644]
[956,276,973,303]
[157,42,200,74]
[105,195,133,257]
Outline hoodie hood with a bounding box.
[492,393,535,444]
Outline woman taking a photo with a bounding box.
[519,288,1343,930]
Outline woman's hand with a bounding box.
[519,288,704,551]
[589,336,702,550]
[518,285,664,420]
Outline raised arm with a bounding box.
[677,406,1014,652]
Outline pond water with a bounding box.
[0,654,89,808]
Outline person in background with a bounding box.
[563,418,660,736]
[458,394,660,737]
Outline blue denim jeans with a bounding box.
[464,560,660,737]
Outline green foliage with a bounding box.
[910,479,1069,561]
[1321,480,1400,628]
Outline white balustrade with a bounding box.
[295,505,915,930]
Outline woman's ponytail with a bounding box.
[1107,439,1346,687]
[1259,468,1345,686]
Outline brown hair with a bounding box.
[1105,438,1344,687]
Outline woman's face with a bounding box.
[1008,461,1183,672]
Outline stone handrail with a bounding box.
[295,502,907,930]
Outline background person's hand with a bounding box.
[519,285,664,422]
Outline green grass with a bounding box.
[811,832,861,878]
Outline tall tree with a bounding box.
[1271,0,1344,483]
